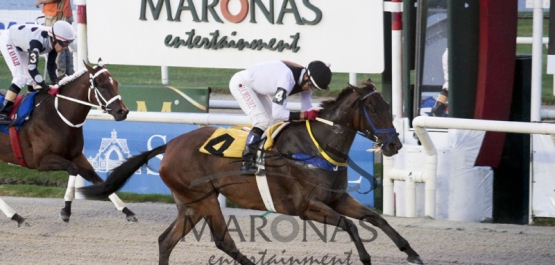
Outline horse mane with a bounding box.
[58,68,89,86]
[319,80,377,110]
[320,87,353,110]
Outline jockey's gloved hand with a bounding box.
[48,85,59,96]
[302,109,320,121]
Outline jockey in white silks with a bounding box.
[229,60,332,174]
[0,20,75,124]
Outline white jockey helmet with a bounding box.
[49,21,76,47]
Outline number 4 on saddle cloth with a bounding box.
[199,123,287,158]
[199,122,347,172]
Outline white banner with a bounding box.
[532,134,555,217]
[87,0,384,73]
[0,10,43,33]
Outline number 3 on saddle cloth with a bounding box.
[0,92,38,167]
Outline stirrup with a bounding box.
[240,162,258,175]
[0,114,12,125]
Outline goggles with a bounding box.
[57,40,72,47]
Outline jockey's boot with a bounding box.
[0,99,14,124]
[240,127,264,175]
[431,101,447,117]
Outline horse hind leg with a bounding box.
[194,194,254,265]
[59,175,77,222]
[0,198,30,227]
[159,194,201,265]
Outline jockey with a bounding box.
[0,20,76,124]
[229,60,332,175]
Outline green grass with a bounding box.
[0,161,176,203]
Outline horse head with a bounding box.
[349,80,402,156]
[320,80,402,156]
[83,59,129,121]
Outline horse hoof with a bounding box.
[407,256,424,264]
[12,214,31,227]
[122,207,138,222]
[59,209,71,223]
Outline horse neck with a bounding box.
[309,119,357,161]
[57,74,93,121]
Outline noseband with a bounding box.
[54,67,121,128]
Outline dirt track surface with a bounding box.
[1,196,554,265]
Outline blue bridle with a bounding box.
[357,91,399,148]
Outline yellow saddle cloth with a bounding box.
[199,123,287,158]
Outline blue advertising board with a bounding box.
[83,120,375,207]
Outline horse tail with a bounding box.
[79,144,167,199]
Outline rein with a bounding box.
[305,120,348,167]
[54,68,121,128]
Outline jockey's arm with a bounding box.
[299,90,313,112]
[27,47,48,90]
[46,50,58,83]
[272,102,291,122]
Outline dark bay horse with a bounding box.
[0,59,137,227]
[80,81,423,265]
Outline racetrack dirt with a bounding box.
[0,196,554,265]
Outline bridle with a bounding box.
[355,90,399,148]
[302,89,398,167]
[54,67,122,128]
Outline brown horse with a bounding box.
[0,59,137,227]
[80,81,423,265]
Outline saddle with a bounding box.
[0,92,37,134]
[0,91,38,167]
[199,123,288,158]
[199,121,348,172]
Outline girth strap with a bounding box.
[8,127,26,167]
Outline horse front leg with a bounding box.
[302,199,372,265]
[330,193,423,265]
[36,153,80,223]
[74,154,138,222]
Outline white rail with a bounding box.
[384,116,555,219]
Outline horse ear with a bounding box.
[98,58,104,67]
[83,60,94,73]
[351,85,364,95]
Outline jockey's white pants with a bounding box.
[0,32,36,89]
[229,70,277,130]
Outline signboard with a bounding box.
[119,85,209,112]
[83,120,375,206]
[86,0,384,73]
